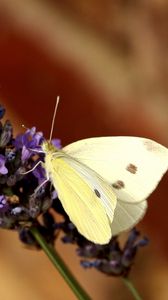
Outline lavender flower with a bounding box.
[0,108,55,230]
[0,105,5,119]
[13,127,61,183]
[14,127,44,161]
[0,195,9,212]
[79,229,149,276]
[32,161,46,184]
[0,154,8,174]
[0,104,148,282]
[0,120,12,147]
[51,139,61,149]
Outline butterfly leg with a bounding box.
[34,167,50,194]
[21,159,50,194]
[21,160,43,175]
[34,177,49,194]
[28,148,45,154]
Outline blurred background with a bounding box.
[0,0,168,299]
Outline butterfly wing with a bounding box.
[63,137,168,203]
[61,149,148,236]
[112,200,147,235]
[47,155,117,244]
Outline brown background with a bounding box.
[0,0,168,299]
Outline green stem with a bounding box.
[30,227,91,300]
[122,277,143,300]
[30,227,142,300]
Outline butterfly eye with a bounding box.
[126,163,138,174]
[112,180,125,190]
[94,189,101,198]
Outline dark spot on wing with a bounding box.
[143,140,153,151]
[143,140,160,152]
[94,189,101,198]
[112,180,125,189]
[126,163,137,174]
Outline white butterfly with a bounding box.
[42,136,168,244]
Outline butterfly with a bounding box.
[41,136,168,245]
[28,97,168,244]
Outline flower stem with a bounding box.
[122,277,142,300]
[30,227,91,300]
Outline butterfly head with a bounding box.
[41,140,58,154]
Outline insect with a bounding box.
[38,97,168,244]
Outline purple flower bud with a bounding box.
[80,260,93,268]
[0,154,8,174]
[7,175,17,186]
[11,207,23,215]
[51,139,61,149]
[0,105,5,119]
[77,243,102,257]
[14,127,44,162]
[134,237,149,248]
[21,145,31,161]
[0,120,12,147]
[32,162,46,184]
[81,260,101,269]
[67,222,75,230]
[19,227,37,246]
[122,248,137,267]
[5,149,16,161]
[62,236,74,243]
[123,228,140,250]
[51,190,58,200]
[0,195,9,213]
[97,258,123,275]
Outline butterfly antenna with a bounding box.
[21,124,28,130]
[49,96,60,142]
